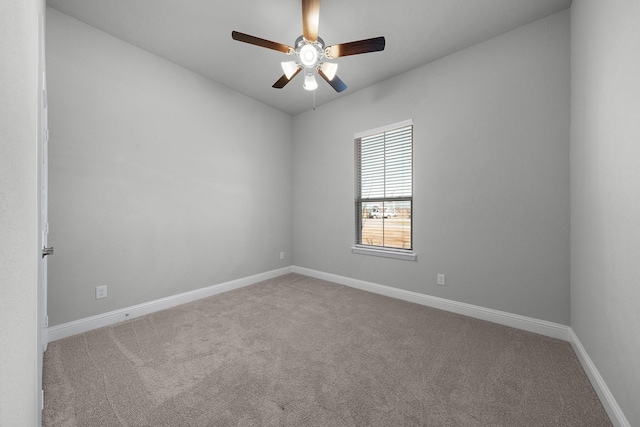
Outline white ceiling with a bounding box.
[46,0,571,116]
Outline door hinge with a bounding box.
[44,315,48,328]
[45,128,49,142]
[42,246,54,258]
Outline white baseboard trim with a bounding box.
[568,329,630,427]
[292,266,570,341]
[47,266,293,343]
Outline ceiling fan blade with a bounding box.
[272,67,302,89]
[318,69,347,93]
[325,36,386,59]
[232,31,293,54]
[302,0,320,42]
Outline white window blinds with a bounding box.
[358,125,413,200]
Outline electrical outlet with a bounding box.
[96,285,108,299]
[280,252,285,260]
[437,274,446,286]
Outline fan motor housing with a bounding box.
[295,36,325,68]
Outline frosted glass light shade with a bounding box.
[320,62,338,81]
[281,61,299,79]
[303,74,318,91]
[299,44,318,68]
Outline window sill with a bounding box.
[351,246,417,261]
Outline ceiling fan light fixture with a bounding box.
[281,61,300,79]
[299,43,318,68]
[319,62,338,81]
[231,0,386,94]
[303,73,318,91]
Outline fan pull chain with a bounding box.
[313,89,316,111]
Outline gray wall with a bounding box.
[292,11,570,325]
[571,0,640,425]
[46,9,293,326]
[0,0,44,425]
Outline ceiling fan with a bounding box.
[231,0,385,93]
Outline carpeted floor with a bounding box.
[43,273,611,426]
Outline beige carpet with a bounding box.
[43,273,611,426]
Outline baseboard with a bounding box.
[292,266,571,341]
[47,266,293,343]
[568,329,631,427]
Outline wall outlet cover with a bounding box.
[96,285,108,299]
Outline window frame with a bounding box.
[352,119,416,261]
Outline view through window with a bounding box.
[355,120,413,252]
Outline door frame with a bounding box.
[37,11,48,425]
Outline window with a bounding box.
[354,119,414,260]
